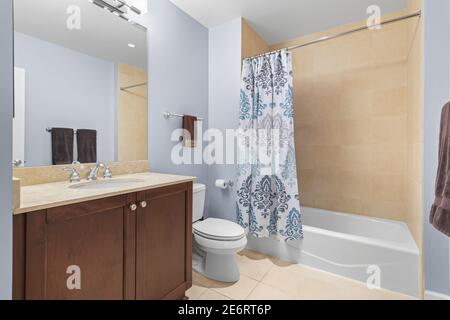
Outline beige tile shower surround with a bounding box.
[242,1,424,297]
[405,0,424,297]
[270,9,423,223]
[267,9,423,223]
[405,0,428,298]
[242,19,269,60]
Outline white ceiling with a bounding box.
[14,0,147,69]
[170,0,407,44]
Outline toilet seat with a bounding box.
[193,218,245,241]
[194,233,247,251]
[192,216,247,283]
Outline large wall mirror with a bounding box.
[13,0,148,167]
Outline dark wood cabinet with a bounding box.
[136,184,192,300]
[13,182,192,300]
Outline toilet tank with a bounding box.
[193,184,206,222]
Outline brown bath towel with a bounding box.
[51,128,74,165]
[77,129,97,164]
[183,115,197,148]
[430,102,450,237]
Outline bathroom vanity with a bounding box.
[10,0,196,300]
[12,172,194,300]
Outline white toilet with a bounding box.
[192,183,247,283]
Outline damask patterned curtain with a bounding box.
[236,50,303,242]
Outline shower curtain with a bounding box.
[236,49,303,242]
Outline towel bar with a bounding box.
[46,128,78,134]
[163,112,204,121]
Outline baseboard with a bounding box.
[425,290,450,300]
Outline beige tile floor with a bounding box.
[187,249,413,300]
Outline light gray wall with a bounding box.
[144,0,209,185]
[14,32,117,167]
[207,18,242,221]
[0,0,13,300]
[424,0,450,296]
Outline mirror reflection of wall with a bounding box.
[13,67,26,167]
[13,0,148,167]
[118,64,148,162]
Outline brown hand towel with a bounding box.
[77,129,97,164]
[51,128,74,165]
[430,102,450,237]
[183,115,197,148]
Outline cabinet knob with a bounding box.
[129,204,137,211]
[140,201,148,208]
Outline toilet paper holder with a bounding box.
[216,179,234,189]
[224,180,234,188]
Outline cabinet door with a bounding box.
[25,195,136,300]
[136,183,192,300]
[13,214,26,300]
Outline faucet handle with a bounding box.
[87,167,97,181]
[104,167,113,179]
[12,159,24,167]
[71,161,85,171]
[63,167,81,183]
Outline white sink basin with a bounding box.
[68,178,145,190]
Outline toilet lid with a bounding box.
[193,218,245,241]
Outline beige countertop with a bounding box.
[14,172,195,215]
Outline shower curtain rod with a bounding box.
[120,82,148,91]
[247,11,422,60]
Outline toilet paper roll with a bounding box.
[215,179,227,189]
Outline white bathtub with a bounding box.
[246,207,420,298]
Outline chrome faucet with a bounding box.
[87,162,113,181]
[12,159,26,167]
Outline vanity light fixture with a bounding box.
[115,0,142,15]
[88,0,147,31]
